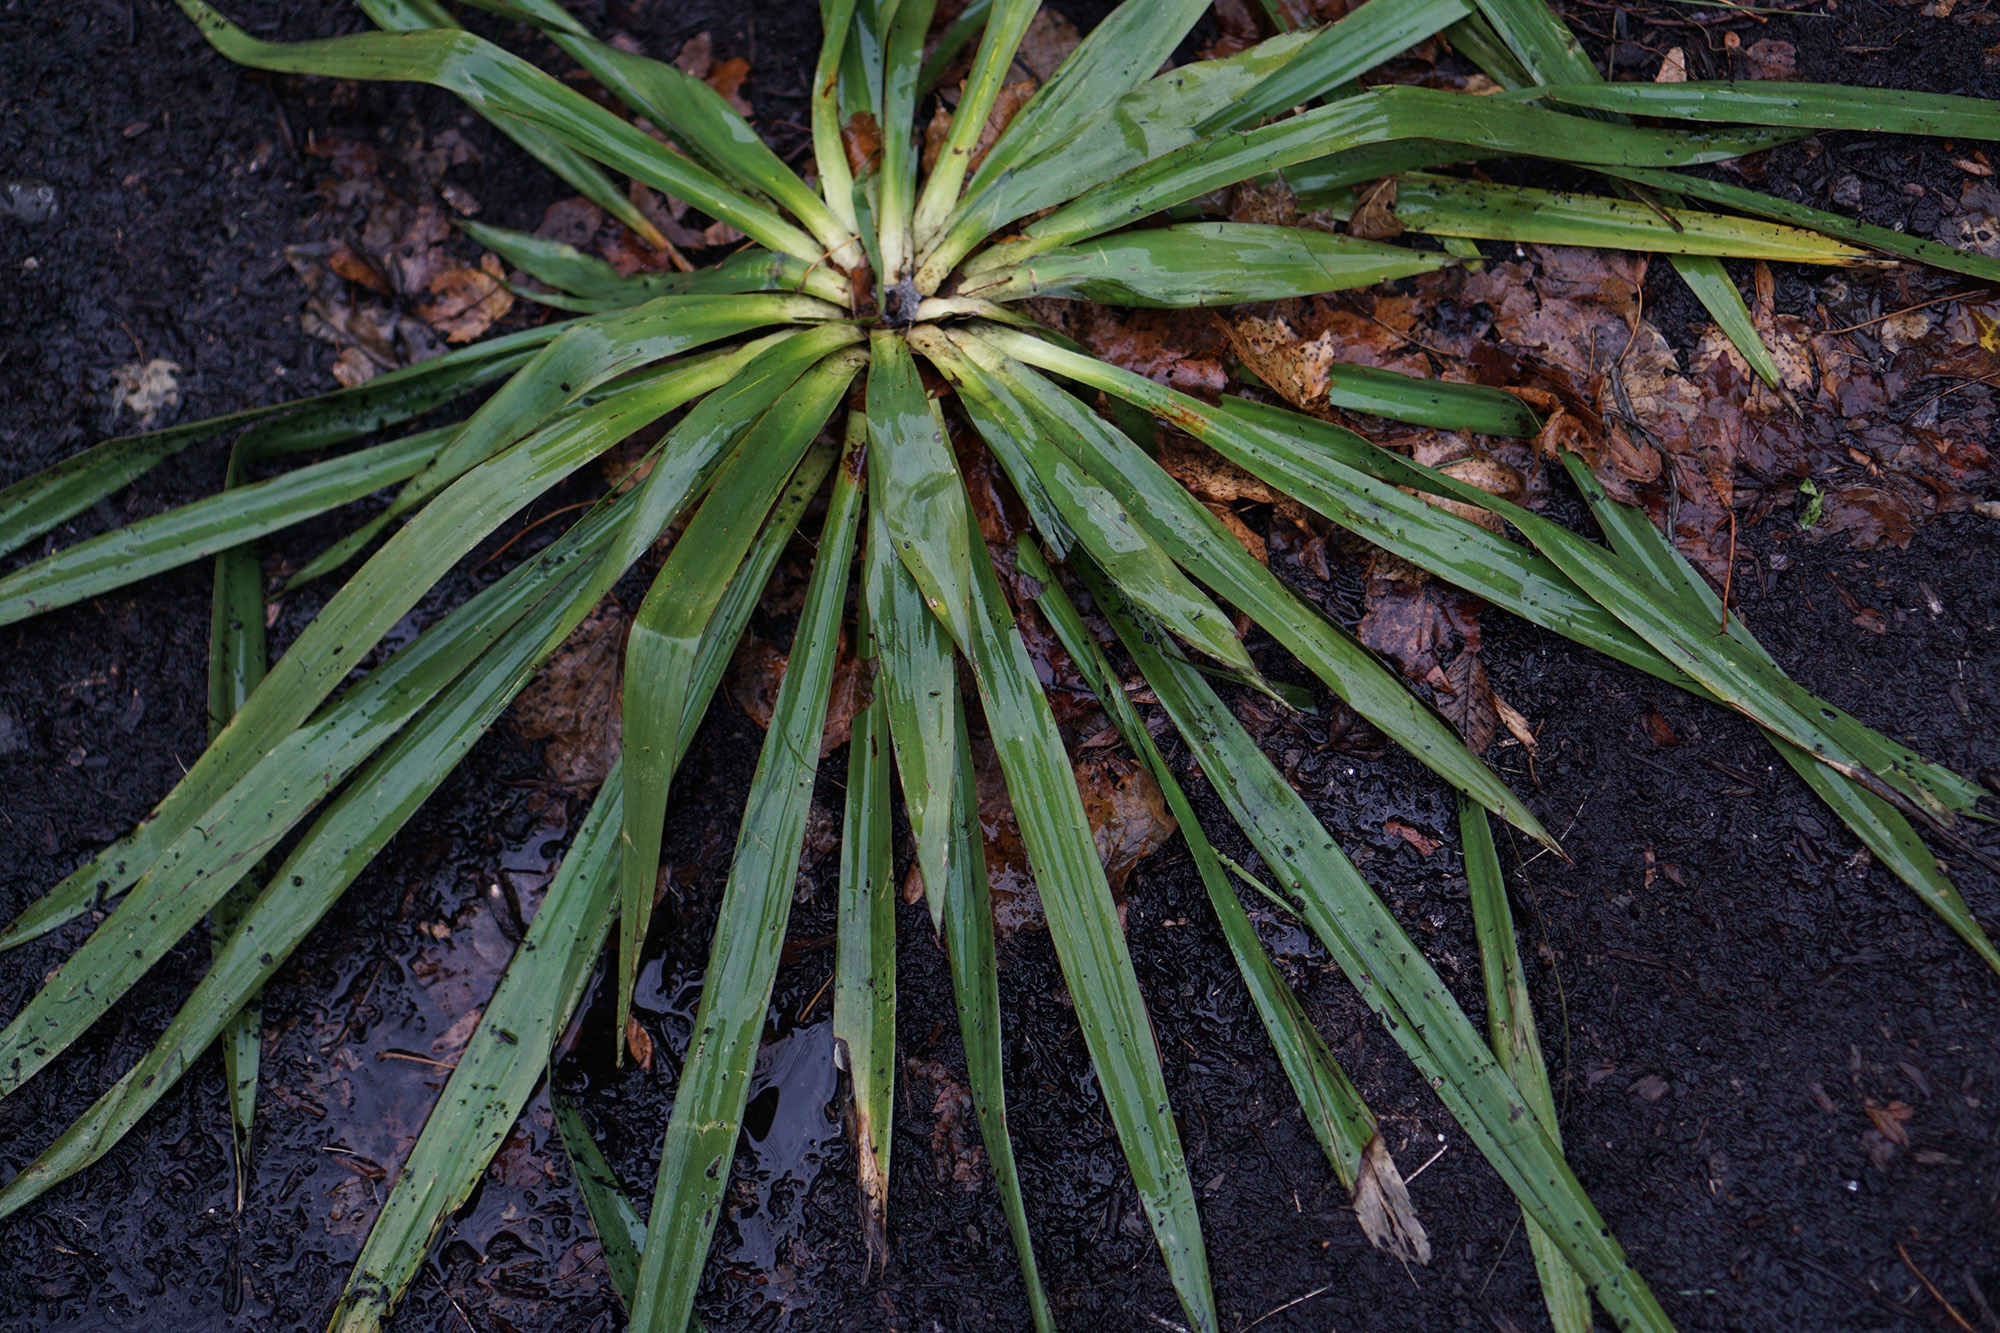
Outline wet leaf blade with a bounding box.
[461,0,851,259]
[926,332,1255,678]
[330,761,627,1333]
[553,1094,648,1308]
[1594,164,2000,285]
[1668,253,1784,389]
[625,424,867,1333]
[0,329,851,958]
[459,223,834,304]
[976,85,1800,267]
[1027,544,1386,1204]
[1090,583,1674,1333]
[868,330,977,647]
[1375,175,1866,264]
[175,0,820,260]
[0,427,449,626]
[1460,796,1591,1333]
[0,326,555,561]
[1198,0,1475,133]
[953,513,1216,1333]
[206,440,271,1203]
[0,494,638,1215]
[912,0,1038,243]
[1559,456,2000,977]
[955,326,1559,851]
[861,483,961,933]
[1469,0,1596,86]
[360,0,671,246]
[962,222,1453,307]
[616,351,860,1061]
[1200,396,1684,683]
[833,680,897,1271]
[935,692,1054,1332]
[1541,80,2000,141]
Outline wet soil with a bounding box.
[3,2,1998,1331]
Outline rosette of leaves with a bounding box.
[2,2,1997,1331]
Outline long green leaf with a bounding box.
[867,330,978,647]
[1460,796,1591,1333]
[0,338,790,960]
[1593,164,2000,285]
[359,0,671,248]
[920,328,1258,679]
[1199,0,1475,133]
[876,0,938,296]
[1032,544,1426,1261]
[460,222,837,307]
[1558,455,2000,976]
[1470,0,1595,86]
[626,416,867,1333]
[912,0,1038,246]
[1090,581,1672,1333]
[330,760,627,1333]
[950,508,1216,1333]
[206,438,269,1210]
[0,489,637,1212]
[811,0,863,241]
[937,691,1055,1331]
[617,349,862,1062]
[316,294,837,575]
[952,325,1559,850]
[967,86,1800,272]
[960,222,1452,307]
[1354,174,1865,263]
[1538,80,2000,140]
[833,623,897,1270]
[0,324,558,560]
[0,427,449,625]
[1669,253,1784,388]
[861,475,961,933]
[174,0,821,261]
[923,16,1324,288]
[452,0,854,264]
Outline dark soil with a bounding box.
[3,2,1998,1332]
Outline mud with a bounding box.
[3,2,1998,1331]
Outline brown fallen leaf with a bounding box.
[906,1056,986,1191]
[842,111,883,177]
[418,251,514,343]
[512,602,627,789]
[1075,751,1177,895]
[727,633,789,732]
[1348,178,1405,241]
[625,1015,655,1072]
[1737,37,1797,81]
[1439,649,1498,755]
[1383,819,1439,858]
[1356,556,1482,685]
[1864,1097,1913,1146]
[1641,705,1681,749]
[1012,7,1081,81]
[1351,1134,1431,1265]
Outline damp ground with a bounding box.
[2,2,1997,1331]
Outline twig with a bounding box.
[1898,1242,1977,1332]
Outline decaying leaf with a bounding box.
[109,359,182,428]
[906,1057,986,1191]
[1438,649,1498,756]
[1076,751,1177,895]
[1348,178,1405,241]
[512,602,627,789]
[1011,8,1081,81]
[624,1015,655,1072]
[1351,1134,1432,1265]
[417,251,514,343]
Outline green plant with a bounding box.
[1,2,1996,1331]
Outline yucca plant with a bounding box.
[2,1,1996,1330]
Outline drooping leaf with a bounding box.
[959,222,1453,307]
[1460,796,1591,1333]
[616,349,863,1059]
[626,418,867,1333]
